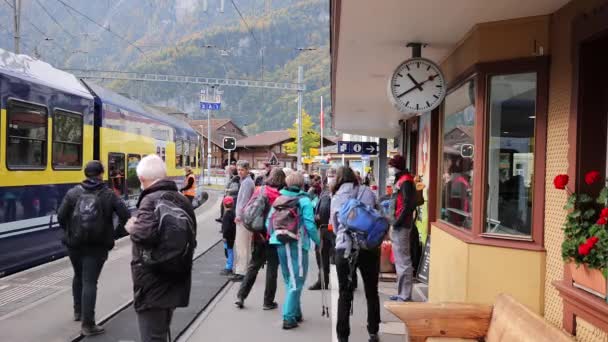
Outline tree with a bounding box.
[284,110,320,156]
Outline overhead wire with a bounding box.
[34,0,77,39]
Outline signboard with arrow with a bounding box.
[337,141,378,155]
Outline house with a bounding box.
[190,119,247,168]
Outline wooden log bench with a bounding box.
[385,294,573,342]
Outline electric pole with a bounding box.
[296,65,304,171]
[13,0,21,54]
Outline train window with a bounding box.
[52,110,83,169]
[184,140,190,168]
[190,140,197,167]
[127,154,141,199]
[108,153,126,197]
[6,99,48,169]
[175,139,183,168]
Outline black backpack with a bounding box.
[70,186,106,245]
[242,186,270,233]
[141,192,195,274]
[315,192,331,226]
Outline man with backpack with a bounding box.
[125,155,197,342]
[233,160,256,282]
[57,160,130,336]
[388,155,418,302]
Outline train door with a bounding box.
[108,153,126,198]
[126,154,141,207]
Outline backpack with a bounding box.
[242,186,270,233]
[141,192,195,274]
[339,187,389,250]
[379,175,424,225]
[70,186,106,245]
[315,192,332,226]
[270,195,303,244]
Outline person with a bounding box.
[309,175,333,290]
[268,172,320,330]
[125,155,197,342]
[255,162,272,186]
[331,166,380,342]
[180,166,197,204]
[388,154,417,302]
[216,165,239,223]
[221,196,237,276]
[57,160,130,336]
[233,160,256,282]
[234,168,286,310]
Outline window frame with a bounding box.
[108,152,126,198]
[126,153,142,198]
[434,57,549,251]
[5,98,49,171]
[52,108,84,170]
[175,138,184,169]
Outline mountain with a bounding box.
[0,0,331,134]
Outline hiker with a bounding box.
[57,160,130,336]
[180,166,197,204]
[388,154,417,302]
[233,160,256,282]
[331,166,380,342]
[268,172,320,330]
[216,165,239,223]
[126,155,197,342]
[235,168,286,310]
[310,175,333,290]
[255,162,272,186]
[221,196,237,276]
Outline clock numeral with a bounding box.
[397,73,403,77]
[394,84,400,87]
[426,101,430,108]
[416,103,419,110]
[405,65,410,71]
[417,62,420,68]
[436,84,443,88]
[433,94,439,99]
[426,65,431,71]
[405,101,410,107]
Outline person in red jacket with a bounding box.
[235,168,286,310]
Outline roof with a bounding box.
[190,119,233,134]
[150,105,188,115]
[236,130,293,147]
[0,48,92,99]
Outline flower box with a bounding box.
[569,262,607,299]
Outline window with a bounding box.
[175,139,183,168]
[184,140,190,168]
[108,153,125,197]
[440,79,475,229]
[6,100,47,169]
[484,73,537,238]
[127,154,141,198]
[53,110,83,169]
[190,140,197,167]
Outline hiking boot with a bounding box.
[234,298,244,309]
[262,302,278,310]
[230,274,244,282]
[296,316,303,323]
[389,295,412,302]
[369,333,380,342]
[220,269,233,276]
[81,324,105,336]
[73,312,81,322]
[282,320,298,330]
[215,218,222,223]
[308,281,321,290]
[338,337,348,342]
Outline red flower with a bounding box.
[588,236,599,245]
[553,174,569,190]
[597,217,607,225]
[579,243,591,256]
[601,208,608,219]
[585,171,602,185]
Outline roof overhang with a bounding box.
[330,0,569,138]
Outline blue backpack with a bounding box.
[338,187,389,250]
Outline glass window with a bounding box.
[175,139,183,168]
[485,73,537,237]
[53,110,83,168]
[190,140,197,167]
[6,100,47,169]
[440,79,475,229]
[108,153,125,197]
[127,154,141,198]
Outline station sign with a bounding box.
[337,141,378,155]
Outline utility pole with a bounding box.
[13,0,21,54]
[296,65,304,171]
[207,86,213,185]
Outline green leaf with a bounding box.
[570,210,582,219]
[597,188,608,204]
[579,194,593,204]
[583,209,596,220]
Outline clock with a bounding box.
[388,57,446,113]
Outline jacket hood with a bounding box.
[335,182,358,197]
[137,179,178,208]
[263,185,281,204]
[81,177,106,191]
[280,187,306,196]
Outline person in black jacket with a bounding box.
[57,160,130,336]
[388,155,417,302]
[309,176,333,291]
[221,196,236,276]
[125,155,197,342]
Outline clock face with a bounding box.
[388,57,446,113]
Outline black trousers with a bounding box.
[137,308,174,342]
[68,248,108,326]
[314,227,334,286]
[237,240,279,305]
[336,248,381,339]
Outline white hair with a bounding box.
[283,167,294,177]
[136,154,167,181]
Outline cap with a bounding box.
[84,160,104,177]
[388,155,406,171]
[223,196,234,206]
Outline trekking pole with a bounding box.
[319,227,329,318]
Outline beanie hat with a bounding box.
[84,160,104,178]
[388,155,406,171]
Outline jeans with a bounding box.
[391,226,413,300]
[68,248,108,325]
[314,227,334,286]
[237,240,279,305]
[277,243,309,324]
[137,308,174,342]
[336,248,380,339]
[224,242,234,270]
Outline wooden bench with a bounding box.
[385,294,573,342]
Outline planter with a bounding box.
[569,262,607,299]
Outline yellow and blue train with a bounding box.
[0,49,201,276]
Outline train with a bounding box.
[0,48,202,276]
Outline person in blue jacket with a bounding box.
[267,172,320,330]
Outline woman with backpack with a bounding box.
[331,166,380,342]
[267,172,320,330]
[309,175,333,291]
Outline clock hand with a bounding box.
[407,73,423,90]
[396,74,441,98]
[396,84,420,98]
